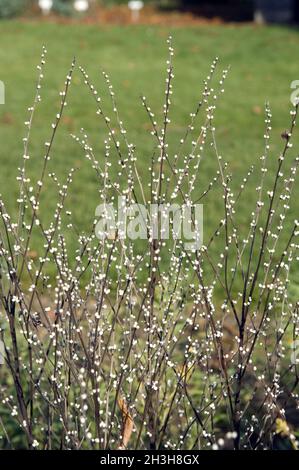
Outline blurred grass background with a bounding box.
[0,21,299,265]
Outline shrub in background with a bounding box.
[52,0,74,15]
[0,0,26,18]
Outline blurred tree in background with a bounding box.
[0,1,298,24]
[52,0,74,15]
[0,0,25,17]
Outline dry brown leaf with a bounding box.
[118,397,134,450]
[26,250,38,260]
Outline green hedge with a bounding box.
[0,0,25,18]
[52,0,74,16]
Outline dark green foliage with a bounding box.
[0,0,26,18]
[52,0,74,16]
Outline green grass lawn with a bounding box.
[0,21,299,274]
